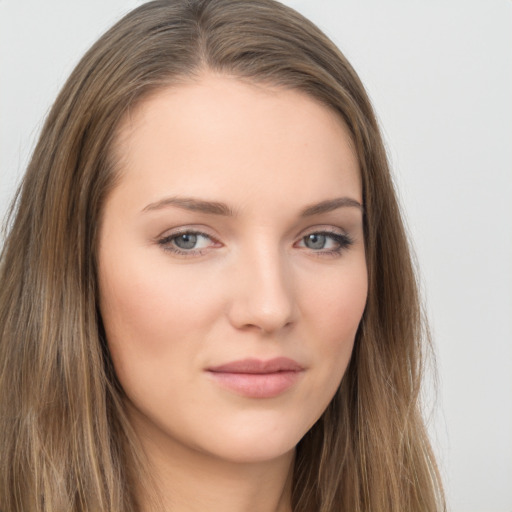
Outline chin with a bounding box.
[190,411,316,464]
[201,434,297,465]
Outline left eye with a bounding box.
[172,233,211,250]
[297,232,351,252]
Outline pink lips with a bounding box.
[206,357,304,398]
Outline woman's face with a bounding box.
[98,74,367,463]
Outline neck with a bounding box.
[133,421,295,512]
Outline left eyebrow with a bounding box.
[300,197,363,216]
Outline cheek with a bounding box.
[307,261,367,342]
[98,249,232,399]
[98,256,221,427]
[97,256,180,374]
[100,252,217,343]
[301,261,367,389]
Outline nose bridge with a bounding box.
[229,236,296,334]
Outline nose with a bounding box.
[226,245,298,335]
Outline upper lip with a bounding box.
[207,357,304,374]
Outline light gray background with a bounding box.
[1,1,511,511]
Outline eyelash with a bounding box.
[156,228,353,257]
[297,230,354,257]
[157,229,218,256]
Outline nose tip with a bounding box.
[239,295,294,335]
[227,252,297,335]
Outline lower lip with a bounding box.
[207,370,302,398]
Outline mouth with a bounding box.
[206,357,304,399]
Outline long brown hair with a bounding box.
[0,1,445,510]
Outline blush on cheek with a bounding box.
[317,269,367,323]
[318,283,366,370]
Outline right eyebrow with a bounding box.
[141,196,235,216]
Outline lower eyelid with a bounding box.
[156,228,352,255]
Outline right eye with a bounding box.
[157,230,219,256]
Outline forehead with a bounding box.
[111,74,361,210]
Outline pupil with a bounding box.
[305,233,326,250]
[175,233,197,250]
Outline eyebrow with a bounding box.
[142,196,235,216]
[141,196,363,216]
[299,197,363,216]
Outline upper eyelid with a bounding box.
[156,225,218,242]
[295,231,352,246]
[296,225,349,238]
[157,225,347,239]
[156,224,350,240]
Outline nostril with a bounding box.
[226,285,297,334]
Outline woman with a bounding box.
[0,1,445,511]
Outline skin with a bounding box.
[98,73,367,512]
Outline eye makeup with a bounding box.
[295,229,353,257]
[156,226,354,258]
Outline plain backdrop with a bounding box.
[1,1,511,511]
